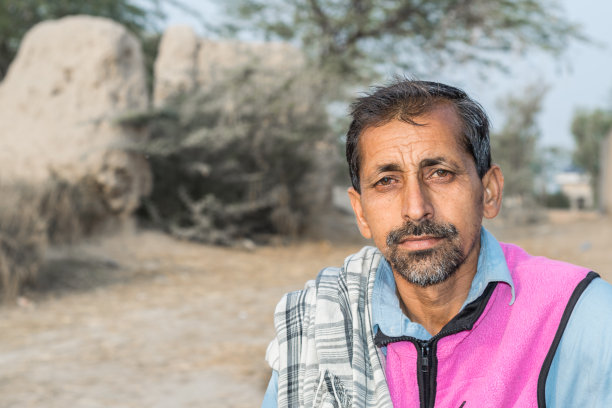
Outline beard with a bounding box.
[385,219,465,287]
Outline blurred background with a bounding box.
[0,1,610,407]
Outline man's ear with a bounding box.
[348,187,372,239]
[482,165,504,219]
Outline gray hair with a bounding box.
[346,79,491,192]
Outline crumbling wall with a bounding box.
[0,18,335,235]
[0,15,151,216]
[154,25,305,106]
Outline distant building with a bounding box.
[555,170,593,210]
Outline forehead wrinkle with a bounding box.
[358,110,469,181]
[361,132,413,166]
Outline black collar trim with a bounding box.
[375,281,499,347]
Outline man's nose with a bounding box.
[401,178,434,222]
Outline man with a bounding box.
[262,80,612,407]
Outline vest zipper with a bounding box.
[417,340,433,408]
[374,283,500,408]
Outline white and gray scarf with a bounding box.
[266,246,392,407]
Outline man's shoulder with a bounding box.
[496,242,612,342]
[272,245,382,318]
[548,277,612,405]
[569,277,612,329]
[317,245,382,281]
[499,242,591,278]
[281,244,381,290]
[556,276,612,349]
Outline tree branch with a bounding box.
[307,0,333,36]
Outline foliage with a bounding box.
[0,0,169,80]
[491,83,548,200]
[530,145,571,205]
[542,190,570,209]
[141,32,162,99]
[222,0,584,82]
[120,65,333,245]
[571,107,612,204]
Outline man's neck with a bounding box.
[393,249,480,336]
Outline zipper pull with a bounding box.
[421,344,430,373]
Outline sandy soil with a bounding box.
[1,211,610,408]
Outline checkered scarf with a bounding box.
[266,246,392,407]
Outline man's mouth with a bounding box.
[386,219,459,251]
[398,235,444,251]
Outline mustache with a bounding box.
[386,219,458,247]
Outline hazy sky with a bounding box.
[164,0,612,150]
[461,0,612,149]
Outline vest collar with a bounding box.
[372,227,515,340]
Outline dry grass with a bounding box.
[0,182,47,303]
[40,173,112,245]
[0,175,116,302]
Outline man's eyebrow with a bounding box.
[375,163,402,174]
[420,157,459,168]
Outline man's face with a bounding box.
[348,105,501,286]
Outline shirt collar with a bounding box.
[372,226,515,340]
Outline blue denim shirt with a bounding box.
[262,228,612,407]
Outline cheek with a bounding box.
[436,179,483,212]
[362,205,400,246]
[450,193,485,241]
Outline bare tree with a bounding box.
[491,83,548,204]
[222,0,584,81]
[571,107,612,205]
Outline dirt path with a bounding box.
[1,213,610,407]
[0,231,364,408]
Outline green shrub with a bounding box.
[543,191,571,209]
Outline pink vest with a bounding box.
[383,243,594,408]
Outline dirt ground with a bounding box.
[1,211,611,408]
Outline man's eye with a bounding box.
[376,176,394,186]
[433,169,450,178]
